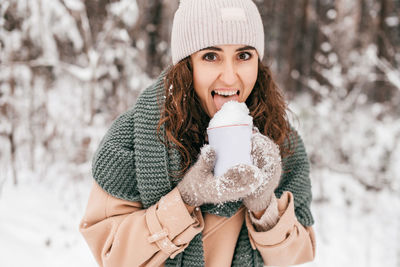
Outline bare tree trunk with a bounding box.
[148,0,163,75]
[85,0,110,44]
[9,127,17,186]
[278,0,297,95]
[89,79,96,125]
[132,0,178,78]
[293,0,310,94]
[356,0,368,48]
[29,73,35,171]
[374,0,392,102]
[377,0,389,60]
[8,73,18,185]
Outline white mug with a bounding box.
[207,124,252,177]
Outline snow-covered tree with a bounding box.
[0,0,149,185]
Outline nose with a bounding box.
[219,61,238,85]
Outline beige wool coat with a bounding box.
[80,182,316,267]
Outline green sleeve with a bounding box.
[92,108,141,202]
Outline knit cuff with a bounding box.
[249,194,279,232]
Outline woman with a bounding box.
[80,0,316,266]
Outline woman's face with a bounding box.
[190,44,259,118]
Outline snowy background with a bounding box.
[0,0,399,266]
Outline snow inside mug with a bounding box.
[207,124,252,177]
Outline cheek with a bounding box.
[248,62,259,85]
[193,67,214,99]
[193,73,210,116]
[193,67,217,117]
[242,66,258,97]
[193,74,207,101]
[247,71,258,87]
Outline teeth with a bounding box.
[214,90,239,96]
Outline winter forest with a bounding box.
[0,0,399,266]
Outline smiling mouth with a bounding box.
[211,89,240,112]
[211,89,240,97]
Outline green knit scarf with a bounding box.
[92,70,314,266]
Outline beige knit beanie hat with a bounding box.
[171,0,265,65]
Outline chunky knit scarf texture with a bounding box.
[92,70,314,266]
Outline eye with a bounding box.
[202,52,218,61]
[238,52,252,60]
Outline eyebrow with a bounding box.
[199,46,256,52]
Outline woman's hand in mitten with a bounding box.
[243,132,282,212]
[177,145,263,207]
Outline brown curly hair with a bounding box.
[157,57,294,178]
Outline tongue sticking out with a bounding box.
[213,94,240,112]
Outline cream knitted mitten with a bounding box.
[178,145,263,207]
[243,132,282,212]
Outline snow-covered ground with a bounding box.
[308,169,400,267]
[0,172,97,267]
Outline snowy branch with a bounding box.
[367,46,400,90]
